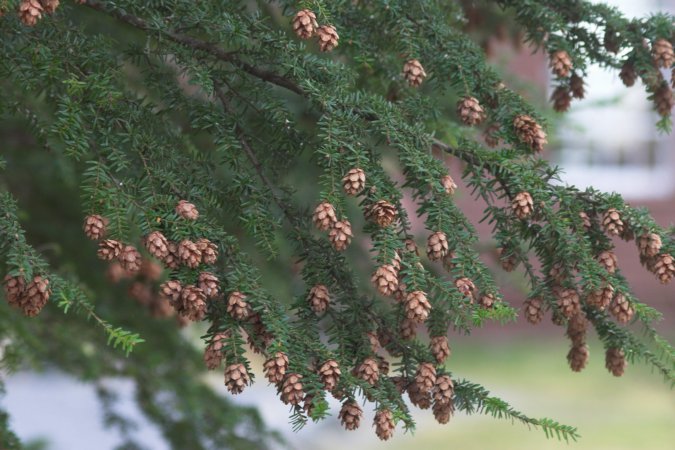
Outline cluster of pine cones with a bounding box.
[292,9,339,52]
[2,273,51,317]
[15,0,80,26]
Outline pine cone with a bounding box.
[19,0,43,26]
[307,284,330,314]
[619,62,637,87]
[513,115,547,152]
[128,281,153,306]
[342,168,366,196]
[226,291,251,320]
[3,275,25,308]
[175,200,199,220]
[415,362,437,394]
[654,82,674,116]
[433,374,454,407]
[512,191,534,219]
[498,247,517,272]
[316,25,339,52]
[653,253,675,284]
[177,239,201,268]
[567,344,589,372]
[371,264,399,297]
[367,200,398,228]
[565,313,588,346]
[523,297,544,325]
[355,358,379,385]
[430,335,451,364]
[478,293,496,308]
[404,290,431,323]
[441,175,457,195]
[602,208,624,237]
[579,211,592,230]
[141,231,168,260]
[374,409,395,441]
[159,279,182,304]
[426,231,449,261]
[605,347,627,377]
[366,331,380,352]
[224,363,250,394]
[484,123,501,148]
[407,381,432,409]
[179,285,207,321]
[549,50,573,77]
[197,272,220,299]
[94,239,120,261]
[610,293,634,324]
[455,277,475,300]
[570,74,585,99]
[555,287,581,319]
[652,38,675,68]
[292,9,317,40]
[162,241,180,269]
[139,259,162,281]
[318,359,341,391]
[339,400,362,431]
[263,352,289,385]
[329,220,353,251]
[457,96,486,126]
[279,373,305,405]
[83,214,107,240]
[313,201,337,231]
[637,233,662,258]
[118,245,141,273]
[586,285,614,311]
[399,317,417,340]
[403,59,427,87]
[604,28,620,53]
[20,275,50,317]
[432,400,454,424]
[203,332,229,370]
[41,0,59,14]
[247,313,274,353]
[597,250,618,274]
[551,86,572,112]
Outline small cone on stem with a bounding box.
[223,363,250,395]
[605,348,627,377]
[403,59,427,87]
[292,9,317,40]
[263,352,289,385]
[329,220,353,251]
[339,400,362,431]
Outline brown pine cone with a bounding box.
[513,115,547,152]
[19,0,43,26]
[498,248,517,272]
[605,347,627,377]
[586,284,614,311]
[279,373,305,405]
[430,335,451,364]
[403,59,427,87]
[374,409,395,441]
[407,381,432,409]
[95,239,122,261]
[83,214,107,240]
[366,331,381,352]
[579,211,592,230]
[367,200,397,228]
[432,400,454,424]
[555,287,581,319]
[318,359,341,391]
[654,82,674,116]
[195,238,218,265]
[342,168,366,196]
[653,253,675,284]
[159,279,182,304]
[307,284,330,314]
[404,290,431,323]
[142,231,169,260]
[415,362,437,394]
[162,241,180,269]
[329,219,353,251]
[355,358,379,385]
[203,332,229,370]
[565,313,588,346]
[139,259,162,282]
[523,297,545,325]
[20,275,51,317]
[433,374,454,407]
[652,38,675,68]
[512,191,534,219]
[41,0,59,14]
[338,400,362,431]
[484,123,501,148]
[316,25,339,52]
[567,344,589,372]
[570,74,585,99]
[371,264,399,297]
[551,86,572,112]
[549,50,573,77]
[457,96,486,126]
[226,291,251,320]
[426,231,449,261]
[610,293,634,324]
[619,62,637,87]
[479,293,496,308]
[179,285,207,321]
[441,175,457,195]
[263,351,289,385]
[3,275,25,307]
[455,277,475,300]
[597,250,618,274]
[128,282,153,306]
[602,208,624,237]
[399,317,417,340]
[223,363,250,394]
[604,28,621,53]
[176,239,201,268]
[197,272,220,299]
[118,245,142,273]
[637,233,662,258]
[312,201,337,231]
[247,313,274,353]
[175,200,199,220]
[292,9,317,40]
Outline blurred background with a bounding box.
[1,0,674,449]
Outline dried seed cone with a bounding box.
[356,358,380,385]
[479,293,496,308]
[653,253,675,284]
[605,348,627,377]
[339,401,363,431]
[498,248,517,272]
[366,331,380,352]
[638,233,662,258]
[279,373,305,405]
[19,0,43,26]
[329,220,353,251]
[551,86,572,112]
[404,290,431,323]
[175,200,199,220]
[371,264,399,297]
[316,25,339,52]
[620,62,637,87]
[555,287,581,319]
[374,409,395,441]
[195,238,218,265]
[292,9,317,40]
[570,74,585,99]
[602,208,624,237]
[523,298,545,325]
[177,240,201,268]
[566,313,588,346]
[514,115,548,152]
[610,293,634,324]
[83,214,107,240]
[484,123,501,147]
[415,362,437,394]
[118,245,142,273]
[144,231,169,260]
[567,344,589,372]
[652,38,675,68]
[597,250,618,274]
[407,381,432,409]
[430,336,451,364]
[579,211,592,230]
[433,374,454,407]
[224,363,250,394]
[433,400,454,424]
[227,291,251,320]
[318,359,341,391]
[441,175,457,195]
[179,285,207,321]
[96,239,122,261]
[163,241,180,269]
[342,168,366,196]
[263,352,289,385]
[403,59,427,87]
[128,282,152,306]
[426,231,449,261]
[549,50,573,77]
[457,96,486,126]
[654,82,674,116]
[41,0,59,14]
[367,200,398,227]
[3,275,25,307]
[159,280,183,303]
[512,191,534,219]
[203,332,229,370]
[399,318,417,340]
[455,277,475,299]
[313,202,337,231]
[307,284,330,314]
[21,276,50,317]
[197,272,220,299]
[586,285,614,311]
